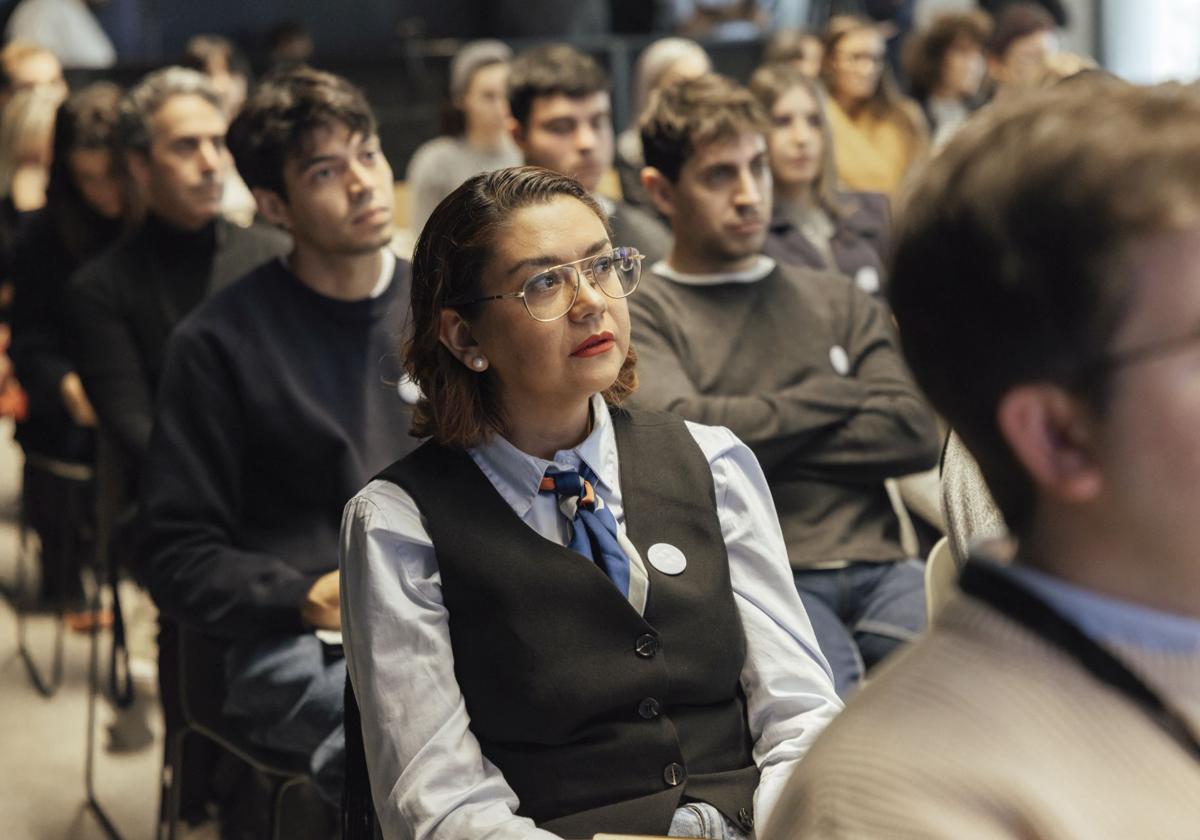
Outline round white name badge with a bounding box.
[647,543,687,575]
[396,374,422,405]
[855,266,881,295]
[829,345,851,376]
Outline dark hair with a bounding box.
[888,78,1193,535]
[406,165,636,449]
[904,11,992,102]
[181,34,250,81]
[117,66,222,157]
[46,82,124,260]
[227,65,376,197]
[507,44,609,128]
[641,73,769,184]
[988,2,1055,58]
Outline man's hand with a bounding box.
[301,570,341,630]
[60,372,98,427]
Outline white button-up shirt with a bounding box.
[340,396,842,839]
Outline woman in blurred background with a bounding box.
[751,63,889,296]
[821,16,927,198]
[10,82,124,609]
[406,39,521,234]
[615,36,710,207]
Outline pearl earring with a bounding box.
[471,357,486,371]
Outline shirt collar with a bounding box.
[468,394,619,517]
[651,255,776,286]
[985,558,1200,654]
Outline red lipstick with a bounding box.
[571,331,615,357]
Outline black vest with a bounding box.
[378,408,759,837]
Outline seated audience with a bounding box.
[68,67,287,475]
[341,165,842,839]
[821,15,928,198]
[631,75,941,697]
[765,79,1200,839]
[9,82,123,606]
[139,66,417,805]
[749,63,889,295]
[406,39,521,235]
[615,37,710,208]
[986,2,1058,103]
[904,10,991,148]
[764,27,824,79]
[508,43,671,266]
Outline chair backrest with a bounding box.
[925,535,958,623]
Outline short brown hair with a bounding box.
[228,65,375,197]
[903,11,992,101]
[507,44,609,128]
[888,78,1200,534]
[988,2,1055,58]
[406,166,637,449]
[640,73,769,183]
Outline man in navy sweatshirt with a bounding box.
[138,66,419,803]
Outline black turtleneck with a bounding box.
[68,214,289,470]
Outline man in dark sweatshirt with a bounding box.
[69,66,288,473]
[631,74,941,697]
[138,67,418,803]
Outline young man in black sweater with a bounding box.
[138,67,419,804]
[631,75,941,697]
[69,67,288,473]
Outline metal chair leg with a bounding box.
[84,575,124,840]
[270,774,308,840]
[14,523,65,697]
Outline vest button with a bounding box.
[635,634,659,658]
[637,697,661,719]
[662,762,685,787]
[738,807,755,830]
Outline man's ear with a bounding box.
[509,117,526,153]
[252,188,292,231]
[641,166,676,221]
[438,308,485,371]
[125,149,151,194]
[996,383,1103,505]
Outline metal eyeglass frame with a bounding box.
[449,246,644,322]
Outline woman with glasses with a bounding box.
[821,15,928,198]
[339,166,840,840]
[750,63,890,296]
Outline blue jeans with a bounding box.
[223,634,345,805]
[793,559,926,698]
[669,803,749,839]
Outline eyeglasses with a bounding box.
[453,246,644,322]
[1089,324,1200,374]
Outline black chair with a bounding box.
[158,625,311,840]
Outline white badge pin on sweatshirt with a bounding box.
[396,373,422,405]
[647,543,687,575]
[855,266,880,295]
[829,345,851,376]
